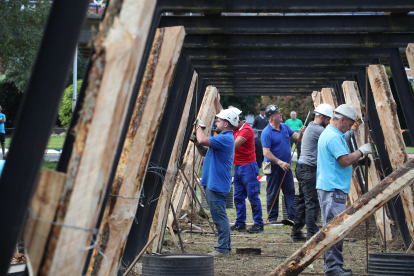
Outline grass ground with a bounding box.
[6,136,65,150]
[130,161,406,276]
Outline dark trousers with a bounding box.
[234,162,263,226]
[266,164,295,221]
[292,164,320,237]
[289,137,301,160]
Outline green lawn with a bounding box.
[6,136,65,150]
[42,161,57,170]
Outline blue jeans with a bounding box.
[205,187,231,254]
[266,164,296,221]
[318,189,347,276]
[234,161,263,226]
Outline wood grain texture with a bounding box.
[148,71,197,253]
[312,91,321,108]
[85,26,186,276]
[321,88,338,108]
[342,81,393,241]
[368,65,414,240]
[168,86,218,226]
[24,169,66,276]
[271,158,414,276]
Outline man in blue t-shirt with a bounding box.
[317,104,372,276]
[0,106,6,159]
[193,109,238,257]
[261,105,305,225]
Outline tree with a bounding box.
[0,0,51,92]
[220,95,261,115]
[262,95,313,123]
[59,80,82,127]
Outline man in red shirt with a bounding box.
[230,110,264,233]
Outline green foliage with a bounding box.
[59,80,82,126]
[66,54,88,88]
[0,0,51,92]
[0,82,24,128]
[220,95,261,115]
[262,95,313,123]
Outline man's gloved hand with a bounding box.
[351,123,359,131]
[193,119,206,130]
[358,143,372,156]
[356,156,372,167]
[189,133,200,146]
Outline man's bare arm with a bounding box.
[0,119,5,124]
[195,143,207,157]
[234,137,246,149]
[214,93,223,114]
[337,150,363,167]
[196,127,211,147]
[263,147,290,171]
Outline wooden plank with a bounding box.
[312,91,321,108]
[168,86,218,226]
[368,64,414,241]
[320,87,361,205]
[24,169,66,276]
[40,1,158,274]
[271,158,414,276]
[342,81,394,241]
[148,71,197,253]
[84,26,185,276]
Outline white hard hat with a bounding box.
[228,107,242,116]
[314,103,333,118]
[334,104,358,122]
[216,109,240,126]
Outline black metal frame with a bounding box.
[2,1,414,275]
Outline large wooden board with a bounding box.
[168,86,218,226]
[312,91,321,108]
[148,71,197,253]
[368,65,414,240]
[271,158,414,276]
[85,26,186,276]
[342,81,393,241]
[24,169,66,276]
[38,1,161,273]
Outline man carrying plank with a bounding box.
[317,104,372,276]
[193,109,239,257]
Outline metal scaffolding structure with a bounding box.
[1,1,414,275]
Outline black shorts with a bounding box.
[0,133,5,146]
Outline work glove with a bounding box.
[193,119,206,130]
[351,123,359,131]
[358,143,372,156]
[189,133,200,146]
[356,156,372,167]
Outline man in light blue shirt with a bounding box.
[317,104,372,276]
[0,105,6,159]
[194,109,238,257]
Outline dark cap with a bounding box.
[260,107,266,111]
[265,105,281,117]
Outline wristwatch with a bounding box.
[277,160,283,166]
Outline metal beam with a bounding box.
[196,67,362,75]
[0,0,90,274]
[221,92,312,96]
[204,80,338,86]
[159,15,414,34]
[183,33,414,49]
[185,48,394,60]
[191,58,377,69]
[157,0,414,13]
[200,76,349,81]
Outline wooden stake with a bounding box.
[122,233,158,276]
[311,91,321,108]
[368,64,414,241]
[148,71,197,253]
[342,81,394,241]
[24,169,66,276]
[271,158,414,276]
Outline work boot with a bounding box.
[230,224,246,232]
[328,270,353,276]
[341,268,353,274]
[291,231,307,242]
[247,224,264,233]
[207,250,229,257]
